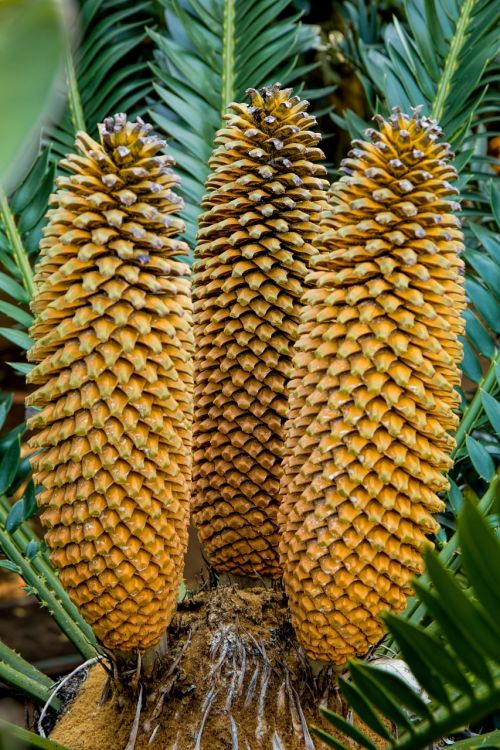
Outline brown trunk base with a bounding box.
[50,586,386,750]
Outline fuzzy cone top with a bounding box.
[26,115,193,652]
[279,108,466,663]
[193,84,328,578]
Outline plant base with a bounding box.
[50,586,386,749]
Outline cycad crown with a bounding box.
[193,84,328,578]
[26,115,193,652]
[279,108,466,663]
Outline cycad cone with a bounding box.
[279,109,466,663]
[193,85,328,577]
[26,115,193,652]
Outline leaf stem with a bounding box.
[0,497,97,645]
[430,0,475,123]
[0,500,97,659]
[0,188,35,300]
[0,638,54,690]
[65,45,86,133]
[221,0,235,120]
[452,350,499,458]
[0,719,71,749]
[0,660,59,709]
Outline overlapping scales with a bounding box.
[279,109,466,663]
[193,85,328,577]
[27,115,193,652]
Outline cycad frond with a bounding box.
[353,0,499,146]
[49,0,157,161]
[312,501,500,750]
[150,0,321,249]
[0,150,53,350]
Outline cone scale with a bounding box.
[193,85,328,578]
[279,109,466,663]
[26,115,193,652]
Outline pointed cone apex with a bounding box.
[193,84,328,578]
[278,111,466,663]
[27,116,194,652]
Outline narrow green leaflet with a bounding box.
[481,390,500,435]
[465,435,495,481]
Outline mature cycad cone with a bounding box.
[279,108,466,663]
[193,84,328,577]
[26,115,193,652]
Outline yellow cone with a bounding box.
[193,85,328,577]
[279,108,466,663]
[27,115,193,652]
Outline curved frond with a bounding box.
[49,0,157,161]
[367,0,499,145]
[312,501,500,750]
[0,150,53,347]
[150,0,322,248]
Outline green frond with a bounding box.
[370,0,499,145]
[150,0,322,249]
[312,501,500,750]
[48,0,157,161]
[0,149,54,301]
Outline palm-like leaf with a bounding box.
[0,0,158,356]
[312,501,500,750]
[341,0,499,145]
[150,0,322,249]
[49,0,157,160]
[0,150,53,357]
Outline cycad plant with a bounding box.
[0,0,498,748]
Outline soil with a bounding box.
[50,586,385,750]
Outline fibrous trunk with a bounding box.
[26,115,193,652]
[192,84,328,578]
[279,108,466,663]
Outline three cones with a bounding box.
[26,94,465,663]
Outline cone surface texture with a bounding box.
[27,115,193,652]
[193,85,328,577]
[279,109,466,663]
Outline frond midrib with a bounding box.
[431,0,477,122]
[221,0,236,119]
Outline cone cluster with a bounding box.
[193,85,328,577]
[279,109,466,663]
[26,115,193,652]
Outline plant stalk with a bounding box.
[0,496,96,645]
[65,45,86,133]
[0,501,97,659]
[452,350,499,458]
[0,188,35,299]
